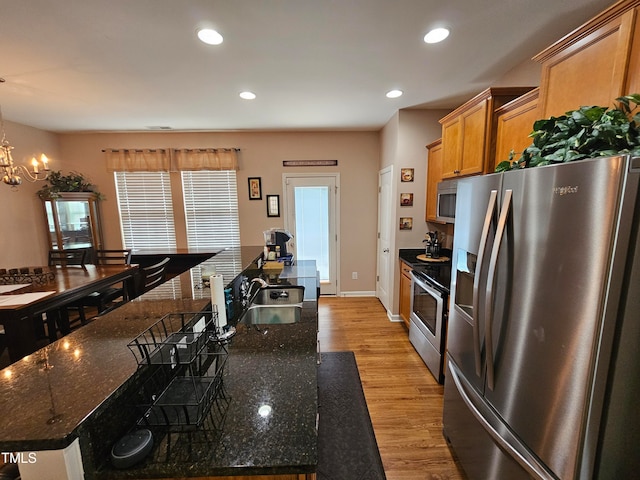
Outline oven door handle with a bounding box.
[410,270,441,298]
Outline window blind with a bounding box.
[114,171,177,250]
[181,171,242,285]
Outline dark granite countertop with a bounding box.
[0,246,319,479]
[399,248,453,268]
[399,248,429,267]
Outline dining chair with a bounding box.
[0,326,5,360]
[68,249,133,324]
[136,257,171,297]
[48,249,87,268]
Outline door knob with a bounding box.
[383,248,390,253]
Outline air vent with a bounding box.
[146,126,172,130]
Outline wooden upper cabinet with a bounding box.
[534,0,640,119]
[624,4,640,94]
[425,139,443,223]
[439,87,534,179]
[494,88,540,170]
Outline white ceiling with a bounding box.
[0,0,616,133]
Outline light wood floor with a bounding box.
[318,296,467,480]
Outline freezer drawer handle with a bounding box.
[448,360,555,480]
[485,189,512,391]
[472,189,498,377]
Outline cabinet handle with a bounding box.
[454,169,460,174]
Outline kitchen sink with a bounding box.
[242,305,302,324]
[250,286,305,306]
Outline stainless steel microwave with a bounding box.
[436,179,457,223]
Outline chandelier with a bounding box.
[0,106,51,186]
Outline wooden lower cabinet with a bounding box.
[399,260,412,327]
[425,139,443,222]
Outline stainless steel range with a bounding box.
[409,261,451,384]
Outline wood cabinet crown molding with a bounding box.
[533,0,640,63]
[494,87,540,115]
[425,138,442,150]
[439,87,535,125]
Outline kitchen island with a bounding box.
[0,247,319,480]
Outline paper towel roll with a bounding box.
[210,274,228,329]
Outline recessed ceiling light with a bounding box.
[424,27,450,44]
[386,89,403,99]
[197,28,223,45]
[239,91,256,100]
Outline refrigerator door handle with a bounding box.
[485,189,512,391]
[448,360,555,480]
[472,189,498,377]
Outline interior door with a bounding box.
[376,166,393,310]
[284,174,339,295]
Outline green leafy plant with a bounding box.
[496,93,640,172]
[37,170,102,199]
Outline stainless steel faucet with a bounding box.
[251,277,269,288]
[244,277,268,304]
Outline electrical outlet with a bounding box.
[352,272,358,280]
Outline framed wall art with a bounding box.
[248,177,262,200]
[267,194,280,217]
[401,168,414,182]
[400,217,413,230]
[400,193,414,207]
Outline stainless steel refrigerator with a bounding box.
[443,154,640,479]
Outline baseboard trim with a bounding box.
[387,311,403,323]
[339,291,376,297]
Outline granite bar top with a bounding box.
[0,246,319,479]
[93,311,318,479]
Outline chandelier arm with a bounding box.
[14,164,50,182]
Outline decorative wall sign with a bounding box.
[401,168,414,182]
[400,193,414,207]
[267,194,280,217]
[282,160,338,167]
[248,177,262,200]
[400,217,413,230]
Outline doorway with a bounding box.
[376,166,393,311]
[283,174,339,295]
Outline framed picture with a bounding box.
[400,217,413,230]
[248,177,262,200]
[401,168,414,182]
[267,194,280,217]
[400,193,414,207]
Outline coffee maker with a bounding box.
[263,228,293,261]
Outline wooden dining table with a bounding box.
[0,264,139,363]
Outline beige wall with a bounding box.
[379,109,450,316]
[0,120,60,269]
[1,50,542,294]
[55,130,380,293]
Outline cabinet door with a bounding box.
[494,89,540,171]
[459,99,488,177]
[441,119,461,179]
[43,193,103,253]
[399,262,412,327]
[535,7,636,118]
[426,140,443,222]
[625,7,640,95]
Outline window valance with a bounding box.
[173,148,239,171]
[104,148,239,172]
[104,149,171,172]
